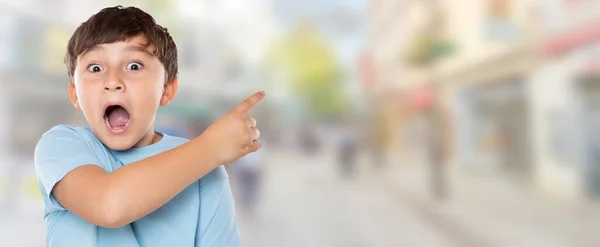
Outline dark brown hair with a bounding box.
[65,5,178,83]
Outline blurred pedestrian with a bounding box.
[422,83,453,201]
[299,122,319,156]
[337,123,359,178]
[234,148,265,216]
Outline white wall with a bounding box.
[529,53,587,199]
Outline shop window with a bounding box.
[483,0,518,41]
[487,0,511,20]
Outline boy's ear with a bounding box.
[160,78,178,106]
[68,82,80,109]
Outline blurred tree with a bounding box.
[404,31,455,67]
[43,26,72,74]
[266,23,347,120]
[404,4,456,67]
[119,0,180,39]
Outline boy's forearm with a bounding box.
[103,136,218,227]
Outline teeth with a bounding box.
[104,116,112,129]
[104,115,130,130]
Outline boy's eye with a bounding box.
[87,64,103,73]
[127,62,143,71]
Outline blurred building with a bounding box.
[436,0,539,183]
[0,0,81,162]
[367,0,551,188]
[364,0,413,160]
[532,0,600,199]
[367,0,600,201]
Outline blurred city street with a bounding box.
[234,142,600,247]
[4,0,600,246]
[234,146,458,247]
[383,159,600,247]
[4,144,600,247]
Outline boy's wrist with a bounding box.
[191,135,221,169]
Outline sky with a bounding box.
[267,0,370,68]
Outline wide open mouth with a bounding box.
[104,104,131,130]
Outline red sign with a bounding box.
[409,84,433,110]
[540,18,600,58]
[358,51,376,90]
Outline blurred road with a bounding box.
[235,148,460,247]
[0,200,46,247]
[382,158,600,247]
[6,145,599,247]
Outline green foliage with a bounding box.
[267,23,347,119]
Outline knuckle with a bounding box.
[237,116,246,126]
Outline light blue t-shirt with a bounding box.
[34,124,240,247]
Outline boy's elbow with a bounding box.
[98,210,126,229]
[96,194,129,228]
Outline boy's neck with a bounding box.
[132,130,163,148]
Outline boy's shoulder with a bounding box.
[44,124,91,133]
[42,124,108,146]
[37,124,109,155]
[40,124,100,144]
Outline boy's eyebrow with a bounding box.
[79,45,155,59]
[125,45,155,57]
[80,46,104,58]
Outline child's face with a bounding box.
[68,34,177,150]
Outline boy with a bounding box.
[34,6,263,247]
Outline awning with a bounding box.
[540,19,600,58]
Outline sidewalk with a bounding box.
[379,157,600,247]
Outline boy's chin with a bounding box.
[98,134,138,151]
[105,141,136,151]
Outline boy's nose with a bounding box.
[103,79,126,92]
[103,70,126,92]
[104,85,124,92]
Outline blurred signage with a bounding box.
[358,52,376,91]
[482,21,518,41]
[540,19,600,58]
[409,84,433,111]
[404,33,455,66]
[538,0,600,53]
[482,0,518,41]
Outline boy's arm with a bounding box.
[47,92,265,229]
[52,137,215,228]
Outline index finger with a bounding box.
[232,91,265,115]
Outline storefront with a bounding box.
[457,78,532,181]
[533,39,600,199]
[442,47,535,185]
[578,72,600,196]
[532,0,600,198]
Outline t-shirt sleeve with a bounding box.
[34,125,103,211]
[196,166,241,247]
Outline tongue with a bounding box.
[108,107,130,128]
